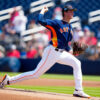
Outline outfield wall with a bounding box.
[0,58,100,75]
[19,58,100,75]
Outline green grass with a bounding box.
[0,72,20,76]
[7,85,100,97]
[0,72,100,97]
[0,72,100,81]
[41,74,100,81]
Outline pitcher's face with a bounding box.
[64,10,74,19]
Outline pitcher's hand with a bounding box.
[40,6,48,14]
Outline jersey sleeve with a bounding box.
[38,14,57,27]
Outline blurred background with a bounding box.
[0,0,100,74]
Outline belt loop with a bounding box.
[55,48,64,52]
[55,48,59,51]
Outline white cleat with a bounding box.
[0,74,10,88]
[73,89,91,99]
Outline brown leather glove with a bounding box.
[72,42,88,55]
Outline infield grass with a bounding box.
[7,85,100,97]
[0,72,100,81]
[0,72,100,97]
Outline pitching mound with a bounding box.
[0,88,99,100]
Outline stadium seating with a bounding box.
[0,0,100,34]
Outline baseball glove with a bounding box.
[72,42,88,55]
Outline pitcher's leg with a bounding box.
[72,59,82,90]
[57,51,83,90]
[9,47,56,84]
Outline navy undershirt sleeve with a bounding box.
[38,14,56,27]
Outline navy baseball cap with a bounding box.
[63,5,77,12]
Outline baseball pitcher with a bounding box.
[0,5,90,98]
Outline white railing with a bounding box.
[30,0,52,7]
[70,16,81,28]
[89,9,100,23]
[30,2,54,13]
[62,0,72,3]
[0,6,22,21]
[0,15,10,21]
[89,10,100,17]
[21,26,45,36]
[0,6,22,15]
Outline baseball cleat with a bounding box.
[0,74,10,88]
[73,89,91,99]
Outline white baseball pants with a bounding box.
[9,45,83,90]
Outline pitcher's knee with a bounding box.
[33,73,43,79]
[73,59,81,69]
[33,74,40,79]
[76,59,81,66]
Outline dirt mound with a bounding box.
[0,88,99,100]
[13,78,100,87]
[0,77,100,87]
[0,77,100,100]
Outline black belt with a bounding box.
[55,48,64,52]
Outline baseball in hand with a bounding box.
[43,6,48,13]
[40,6,48,14]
